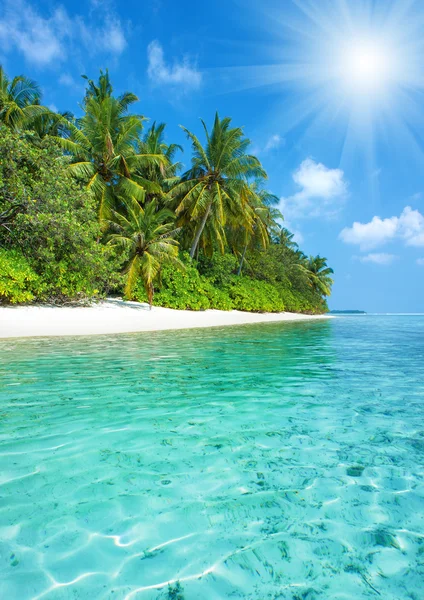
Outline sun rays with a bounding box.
[215,0,424,174]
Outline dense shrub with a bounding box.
[227,277,285,312]
[197,253,239,286]
[0,128,121,302]
[245,245,328,314]
[205,283,234,311]
[0,249,41,303]
[132,256,287,313]
[132,255,233,310]
[152,265,211,310]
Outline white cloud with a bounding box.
[264,134,284,152]
[0,2,64,65]
[104,19,126,54]
[358,253,397,265]
[397,206,424,246]
[59,73,75,87]
[78,15,127,56]
[0,0,127,66]
[340,206,424,251]
[340,215,398,250]
[147,40,202,89]
[280,158,348,219]
[417,258,424,266]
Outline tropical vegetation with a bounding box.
[0,66,333,312]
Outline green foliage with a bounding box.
[154,266,212,310]
[276,285,326,314]
[197,253,239,286]
[227,277,285,312]
[0,249,41,303]
[171,113,267,258]
[0,68,333,311]
[244,243,330,314]
[0,65,49,131]
[108,198,181,305]
[195,249,327,313]
[137,122,182,205]
[54,71,166,221]
[131,254,220,310]
[133,254,286,312]
[0,126,119,302]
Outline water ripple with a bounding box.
[0,318,423,598]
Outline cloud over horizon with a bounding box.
[280,158,348,220]
[340,206,424,251]
[147,40,202,89]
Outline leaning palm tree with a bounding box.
[53,72,166,221]
[0,66,48,130]
[107,198,181,306]
[229,184,280,275]
[307,255,334,296]
[277,227,298,249]
[170,113,267,259]
[297,255,334,297]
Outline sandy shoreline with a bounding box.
[0,298,331,339]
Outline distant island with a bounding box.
[330,310,366,314]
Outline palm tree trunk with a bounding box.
[190,201,212,259]
[237,243,248,276]
[148,283,154,310]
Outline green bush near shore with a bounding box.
[0,127,122,303]
[130,253,325,313]
[0,249,41,303]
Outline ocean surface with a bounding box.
[0,316,423,599]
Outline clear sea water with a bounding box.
[0,316,423,600]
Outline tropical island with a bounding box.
[0,67,333,323]
[3,1,424,598]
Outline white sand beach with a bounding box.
[0,298,331,339]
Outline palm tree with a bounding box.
[0,66,48,130]
[82,70,113,102]
[170,113,267,259]
[53,72,166,221]
[107,198,181,306]
[136,122,182,205]
[277,227,298,249]
[230,185,280,275]
[29,110,74,141]
[298,255,334,296]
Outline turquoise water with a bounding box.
[1,316,423,599]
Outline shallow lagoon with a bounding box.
[0,316,423,599]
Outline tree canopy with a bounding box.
[0,66,333,312]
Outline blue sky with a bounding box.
[1,0,424,312]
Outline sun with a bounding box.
[216,0,424,169]
[339,38,396,94]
